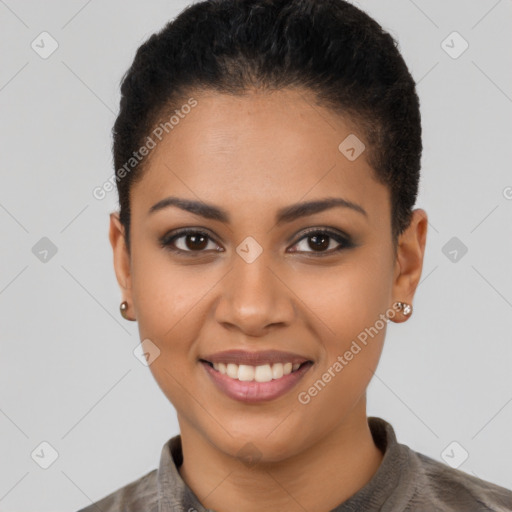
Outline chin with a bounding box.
[206,422,308,465]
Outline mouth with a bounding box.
[199,354,314,403]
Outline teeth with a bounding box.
[254,364,273,382]
[272,362,283,379]
[211,361,304,382]
[238,364,254,381]
[226,363,238,379]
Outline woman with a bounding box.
[79,0,512,510]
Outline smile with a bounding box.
[200,360,314,403]
[203,360,310,382]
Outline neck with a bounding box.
[177,402,384,512]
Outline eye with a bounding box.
[288,229,353,256]
[160,227,354,257]
[159,229,222,255]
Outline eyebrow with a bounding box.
[148,196,368,224]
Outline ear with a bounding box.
[109,211,133,301]
[390,208,428,323]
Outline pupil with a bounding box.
[309,234,329,251]
[186,233,208,250]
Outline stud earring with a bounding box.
[120,301,134,321]
[395,301,412,316]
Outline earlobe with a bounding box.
[390,208,428,324]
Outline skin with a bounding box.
[110,88,428,512]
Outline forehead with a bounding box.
[131,89,389,225]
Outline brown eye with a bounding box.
[289,229,353,256]
[182,232,209,251]
[160,229,222,254]
[306,233,330,251]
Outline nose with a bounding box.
[213,250,296,336]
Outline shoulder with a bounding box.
[407,449,512,511]
[75,468,158,512]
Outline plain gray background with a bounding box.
[1,0,511,510]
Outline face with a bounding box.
[110,88,427,462]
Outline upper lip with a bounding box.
[200,349,312,366]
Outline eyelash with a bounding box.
[159,227,354,257]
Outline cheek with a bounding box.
[129,246,219,402]
[291,251,392,392]
[295,262,390,425]
[130,253,204,409]
[289,252,392,340]
[130,241,210,341]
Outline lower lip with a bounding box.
[201,361,313,403]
